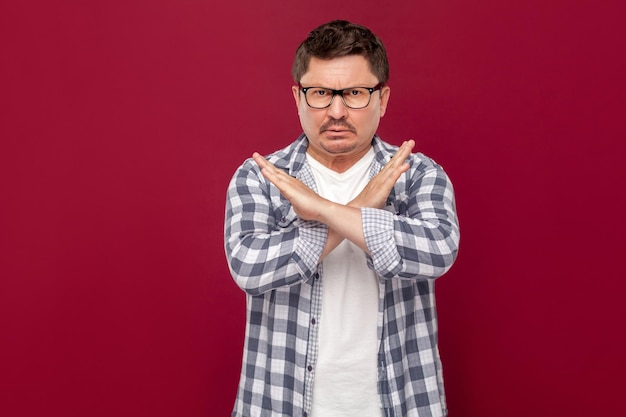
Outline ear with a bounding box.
[292,85,302,109]
[379,85,391,117]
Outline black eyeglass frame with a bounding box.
[298,83,384,109]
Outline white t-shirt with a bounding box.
[306,148,383,417]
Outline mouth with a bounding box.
[323,128,352,138]
[320,122,356,136]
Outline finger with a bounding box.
[252,152,266,168]
[400,140,412,156]
[385,141,412,172]
[253,153,281,178]
[398,140,414,159]
[252,153,282,188]
[252,152,271,169]
[393,140,412,161]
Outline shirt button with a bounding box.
[311,318,316,325]
[314,273,319,279]
[307,365,313,372]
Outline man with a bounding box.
[224,20,460,417]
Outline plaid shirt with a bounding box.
[224,134,460,417]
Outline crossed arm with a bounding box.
[252,140,415,260]
[226,138,459,294]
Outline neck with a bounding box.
[306,146,371,173]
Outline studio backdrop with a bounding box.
[1,1,624,416]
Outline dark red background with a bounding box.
[1,1,625,416]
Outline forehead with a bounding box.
[300,55,378,87]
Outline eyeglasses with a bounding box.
[298,83,383,109]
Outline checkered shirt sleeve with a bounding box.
[362,147,460,281]
[224,143,327,296]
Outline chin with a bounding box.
[321,142,358,154]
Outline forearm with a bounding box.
[362,165,460,280]
[225,163,326,295]
[226,218,327,295]
[317,202,369,255]
[362,206,459,280]
[319,227,346,261]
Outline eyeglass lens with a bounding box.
[305,87,372,109]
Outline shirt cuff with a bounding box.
[293,218,327,279]
[361,207,401,277]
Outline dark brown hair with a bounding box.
[292,20,389,84]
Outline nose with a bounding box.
[326,93,349,119]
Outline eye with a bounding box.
[346,88,363,97]
[310,88,329,96]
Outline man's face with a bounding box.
[292,55,390,170]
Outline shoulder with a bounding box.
[233,134,308,179]
[265,134,309,174]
